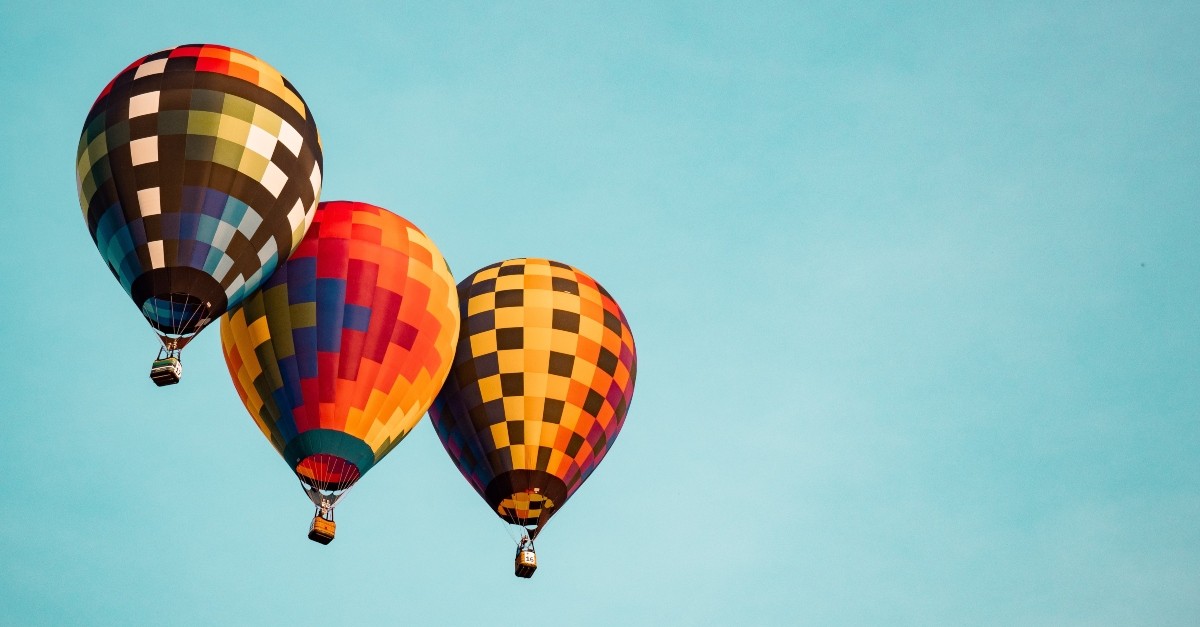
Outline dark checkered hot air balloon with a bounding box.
[429,258,637,577]
[75,44,323,384]
[220,201,460,544]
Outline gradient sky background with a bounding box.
[2,2,1198,625]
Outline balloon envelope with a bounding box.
[77,44,323,341]
[220,201,459,507]
[430,258,637,536]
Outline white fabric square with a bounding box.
[244,268,264,291]
[134,58,168,79]
[137,187,161,216]
[237,208,263,239]
[225,274,246,298]
[288,199,318,254]
[213,255,235,282]
[129,137,158,166]
[257,237,278,265]
[128,91,160,118]
[148,240,165,269]
[212,220,237,250]
[308,163,322,196]
[244,124,278,160]
[303,199,317,230]
[286,199,305,232]
[277,120,303,156]
[261,161,287,198]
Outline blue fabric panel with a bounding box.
[343,304,371,333]
[294,326,318,379]
[315,278,346,352]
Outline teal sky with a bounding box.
[2,2,1198,625]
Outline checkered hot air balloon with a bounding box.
[429,258,637,577]
[76,44,323,385]
[219,201,460,544]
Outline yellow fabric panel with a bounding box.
[359,387,390,434]
[508,444,526,468]
[474,265,502,281]
[548,264,576,279]
[221,316,265,423]
[227,49,259,71]
[467,292,496,316]
[250,104,283,136]
[549,290,581,312]
[366,356,440,453]
[497,349,524,374]
[186,110,222,136]
[523,306,553,330]
[577,282,603,307]
[502,397,525,421]
[559,403,582,432]
[549,329,579,353]
[406,251,437,285]
[493,307,523,328]
[522,285,555,307]
[340,359,380,438]
[490,422,510,448]
[523,369,550,395]
[523,261,552,276]
[544,373,571,399]
[523,421,542,449]
[477,374,503,403]
[236,149,269,181]
[577,316,605,343]
[539,423,561,448]
[215,114,251,146]
[523,395,545,423]
[211,137,246,172]
[220,93,257,122]
[247,315,271,348]
[494,274,524,291]
[227,315,262,382]
[570,357,597,385]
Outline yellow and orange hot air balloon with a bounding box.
[429,258,637,576]
[220,201,459,543]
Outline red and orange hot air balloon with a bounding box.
[429,258,637,577]
[220,201,459,543]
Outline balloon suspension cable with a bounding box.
[498,506,541,547]
[519,528,534,552]
[497,505,524,546]
[299,457,360,545]
[296,455,358,514]
[158,297,214,353]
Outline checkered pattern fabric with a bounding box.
[430,258,637,531]
[76,44,323,336]
[220,201,459,496]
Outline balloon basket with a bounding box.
[514,548,537,578]
[308,516,335,544]
[149,357,182,386]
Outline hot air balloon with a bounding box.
[429,258,637,577]
[76,44,323,385]
[220,201,459,544]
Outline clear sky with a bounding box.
[2,2,1198,625]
